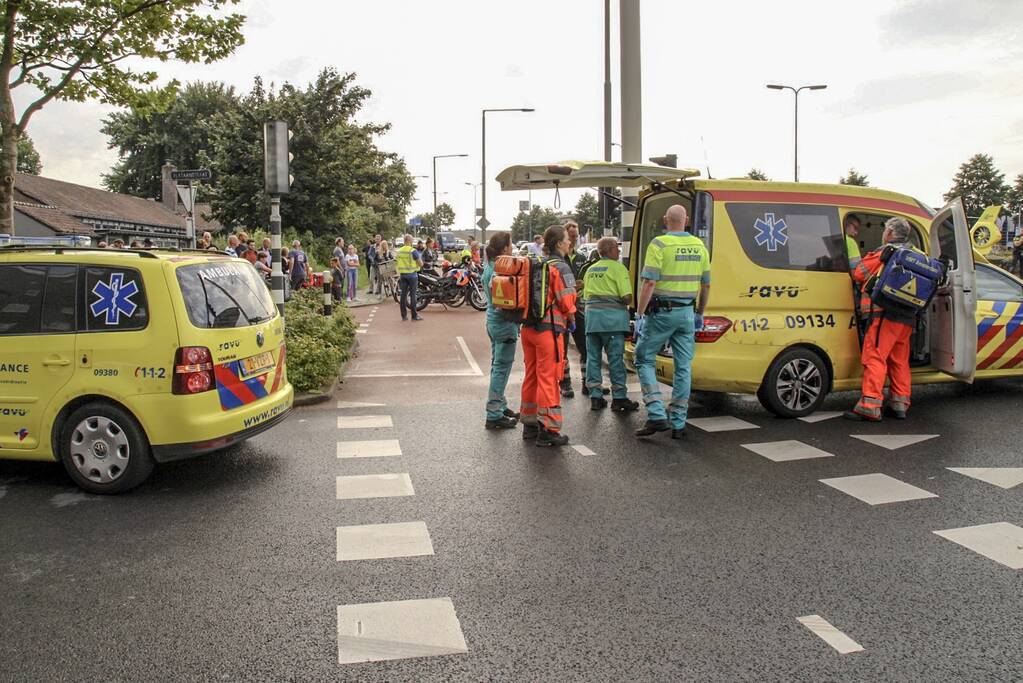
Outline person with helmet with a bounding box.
[481,232,522,429]
[633,204,711,440]
[520,225,577,447]
[583,237,640,413]
[844,216,919,421]
[396,234,424,321]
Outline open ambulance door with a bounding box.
[928,198,977,382]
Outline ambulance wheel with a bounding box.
[59,402,154,494]
[758,348,829,418]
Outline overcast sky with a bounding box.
[20,0,1023,231]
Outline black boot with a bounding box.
[503,408,520,420]
[522,423,539,440]
[671,428,686,440]
[635,420,670,437]
[536,428,569,447]
[560,377,575,399]
[485,416,518,430]
[591,397,608,411]
[611,398,640,413]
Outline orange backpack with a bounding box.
[490,254,531,319]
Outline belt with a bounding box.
[649,298,694,313]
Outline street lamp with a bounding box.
[481,107,534,246]
[765,83,827,182]
[432,154,467,227]
[464,182,480,237]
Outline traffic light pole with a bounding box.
[270,195,284,318]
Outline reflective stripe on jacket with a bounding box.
[640,232,710,300]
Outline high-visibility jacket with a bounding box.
[583,258,632,333]
[846,234,862,270]
[640,231,710,300]
[396,245,420,274]
[851,241,915,324]
[526,256,577,334]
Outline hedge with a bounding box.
[284,288,357,392]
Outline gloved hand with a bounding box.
[633,314,646,339]
[694,313,704,331]
[568,320,576,334]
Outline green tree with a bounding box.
[0,0,245,233]
[745,168,770,181]
[839,168,869,186]
[204,69,416,236]
[944,153,1009,217]
[0,131,41,174]
[573,192,599,236]
[101,81,239,199]
[1005,173,1023,218]
[412,202,455,230]
[510,205,562,243]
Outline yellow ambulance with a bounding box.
[0,246,292,493]
[498,161,1022,417]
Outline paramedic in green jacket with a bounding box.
[583,237,640,413]
[481,232,521,429]
[633,204,711,440]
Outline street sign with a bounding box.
[176,185,197,213]
[476,217,491,230]
[475,208,483,217]
[170,168,212,181]
[410,216,422,227]
[518,200,529,212]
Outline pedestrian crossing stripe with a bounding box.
[977,301,1023,370]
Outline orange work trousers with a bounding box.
[520,326,566,432]
[853,317,913,420]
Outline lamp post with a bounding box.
[481,107,534,246]
[432,154,467,229]
[765,83,827,182]
[464,182,480,239]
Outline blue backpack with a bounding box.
[870,247,946,315]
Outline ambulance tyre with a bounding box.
[757,348,829,418]
[59,402,154,495]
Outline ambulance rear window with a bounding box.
[726,203,844,272]
[176,262,276,329]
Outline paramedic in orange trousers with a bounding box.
[521,225,578,447]
[844,216,916,421]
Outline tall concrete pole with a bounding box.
[620,0,642,262]
[600,0,612,236]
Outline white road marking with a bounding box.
[336,521,434,561]
[337,473,414,500]
[946,467,1023,490]
[687,416,759,432]
[355,329,367,334]
[338,415,393,429]
[337,597,468,664]
[337,439,402,458]
[572,445,596,456]
[933,522,1023,569]
[741,440,834,462]
[337,401,384,409]
[359,323,369,328]
[819,473,938,506]
[851,434,939,450]
[796,615,864,654]
[349,370,481,378]
[455,336,484,376]
[798,411,843,423]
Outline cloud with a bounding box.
[827,71,983,116]
[504,64,525,78]
[881,0,1023,44]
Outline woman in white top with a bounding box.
[345,246,360,301]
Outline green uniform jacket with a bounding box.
[583,258,632,333]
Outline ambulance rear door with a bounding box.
[928,197,977,382]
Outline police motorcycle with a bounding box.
[394,256,486,310]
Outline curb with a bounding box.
[344,295,387,309]
[293,336,360,407]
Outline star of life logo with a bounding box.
[90,273,139,325]
[753,213,789,252]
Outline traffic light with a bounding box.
[264,121,294,195]
[648,154,677,168]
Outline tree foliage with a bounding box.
[944,153,1009,218]
[745,168,770,181]
[0,0,246,231]
[413,202,455,230]
[573,192,599,235]
[510,205,562,243]
[202,68,416,242]
[101,81,239,199]
[0,131,41,174]
[839,168,869,186]
[1005,174,1023,217]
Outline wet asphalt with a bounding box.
[1,303,1021,682]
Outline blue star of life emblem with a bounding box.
[753,213,788,252]
[90,273,139,324]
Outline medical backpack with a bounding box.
[869,247,946,315]
[490,254,557,323]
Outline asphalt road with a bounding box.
[2,301,1022,682]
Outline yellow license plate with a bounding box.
[241,351,274,378]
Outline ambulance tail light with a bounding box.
[173,346,214,394]
[696,317,732,343]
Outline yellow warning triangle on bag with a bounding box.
[900,278,917,296]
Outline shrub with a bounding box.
[283,288,357,392]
